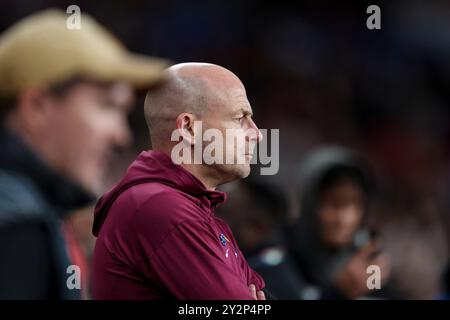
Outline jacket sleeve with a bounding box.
[218,218,265,291]
[238,245,265,291]
[136,219,256,300]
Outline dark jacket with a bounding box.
[0,127,93,299]
[92,150,265,299]
[247,238,347,300]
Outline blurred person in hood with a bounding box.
[0,9,167,299]
[286,146,395,299]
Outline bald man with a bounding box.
[92,63,266,300]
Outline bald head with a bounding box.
[144,63,245,149]
[144,62,262,188]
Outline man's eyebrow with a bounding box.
[235,107,253,117]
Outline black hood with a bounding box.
[287,146,374,286]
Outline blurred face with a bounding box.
[202,86,262,182]
[317,180,365,248]
[34,81,134,194]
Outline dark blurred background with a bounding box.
[1,0,449,299]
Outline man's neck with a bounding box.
[152,146,218,191]
[180,162,217,191]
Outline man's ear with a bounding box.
[175,112,196,145]
[15,87,53,133]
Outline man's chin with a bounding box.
[237,164,251,179]
[216,164,251,184]
[74,172,104,196]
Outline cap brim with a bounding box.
[101,53,170,89]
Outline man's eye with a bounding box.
[234,116,244,123]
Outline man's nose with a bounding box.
[245,118,263,143]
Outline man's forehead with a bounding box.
[228,87,247,99]
[227,88,252,112]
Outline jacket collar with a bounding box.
[0,126,95,216]
[137,151,227,209]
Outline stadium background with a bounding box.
[0,0,449,299]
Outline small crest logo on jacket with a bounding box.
[219,233,229,246]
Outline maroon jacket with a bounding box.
[92,150,265,299]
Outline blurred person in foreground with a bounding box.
[286,146,394,299]
[0,9,167,299]
[92,63,266,300]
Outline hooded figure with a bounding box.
[282,145,402,300]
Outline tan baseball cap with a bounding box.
[0,9,170,97]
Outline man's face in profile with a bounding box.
[201,87,261,181]
[41,81,134,194]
